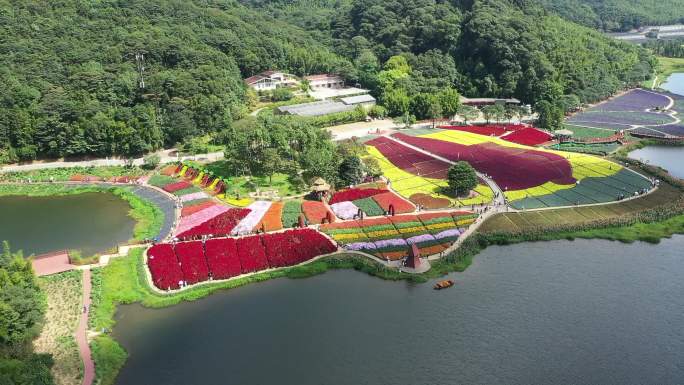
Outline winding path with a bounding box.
[77,268,95,385]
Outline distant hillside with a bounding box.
[0,0,349,162]
[537,0,684,32]
[254,0,654,103]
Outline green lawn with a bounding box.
[203,160,304,198]
[643,56,684,89]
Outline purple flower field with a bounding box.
[568,111,676,126]
[632,125,684,138]
[587,89,670,112]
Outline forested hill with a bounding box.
[0,0,350,162]
[246,0,654,104]
[536,0,684,32]
[1,0,655,162]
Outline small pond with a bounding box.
[0,192,136,256]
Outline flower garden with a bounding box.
[320,211,476,260]
[147,228,337,290]
[566,89,684,139]
[440,124,553,146]
[329,185,415,219]
[365,137,494,208]
[386,129,653,209]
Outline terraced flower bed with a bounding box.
[320,211,476,260]
[146,229,337,289]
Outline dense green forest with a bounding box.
[537,0,684,32]
[0,0,656,162]
[642,38,684,58]
[246,0,654,124]
[0,242,53,385]
[0,0,350,163]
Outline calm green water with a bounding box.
[113,237,684,385]
[0,192,135,256]
[661,73,684,96]
[629,146,684,179]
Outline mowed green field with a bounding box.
[480,182,681,233]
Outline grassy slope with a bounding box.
[644,56,684,88]
[34,270,83,385]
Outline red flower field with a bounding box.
[236,235,269,273]
[147,244,183,290]
[148,230,337,289]
[205,238,241,279]
[180,201,215,217]
[391,133,575,190]
[175,241,209,284]
[500,127,553,146]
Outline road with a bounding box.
[0,149,225,173]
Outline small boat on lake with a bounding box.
[433,280,454,290]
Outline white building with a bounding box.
[244,70,299,91]
[304,74,345,90]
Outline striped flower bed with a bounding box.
[281,200,303,228]
[231,201,272,236]
[163,181,192,193]
[175,205,232,236]
[320,211,470,260]
[330,201,359,220]
[177,208,251,239]
[180,191,210,202]
[257,202,284,232]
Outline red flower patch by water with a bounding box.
[263,229,336,268]
[147,244,183,290]
[205,238,241,279]
[236,236,269,273]
[175,241,209,284]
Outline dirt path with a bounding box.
[77,269,95,385]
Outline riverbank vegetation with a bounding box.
[0,242,54,385]
[644,56,684,89]
[33,271,82,385]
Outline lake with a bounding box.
[661,72,684,96]
[0,192,135,256]
[113,237,684,385]
[628,145,684,179]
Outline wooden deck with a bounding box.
[31,250,76,276]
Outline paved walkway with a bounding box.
[77,269,95,385]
